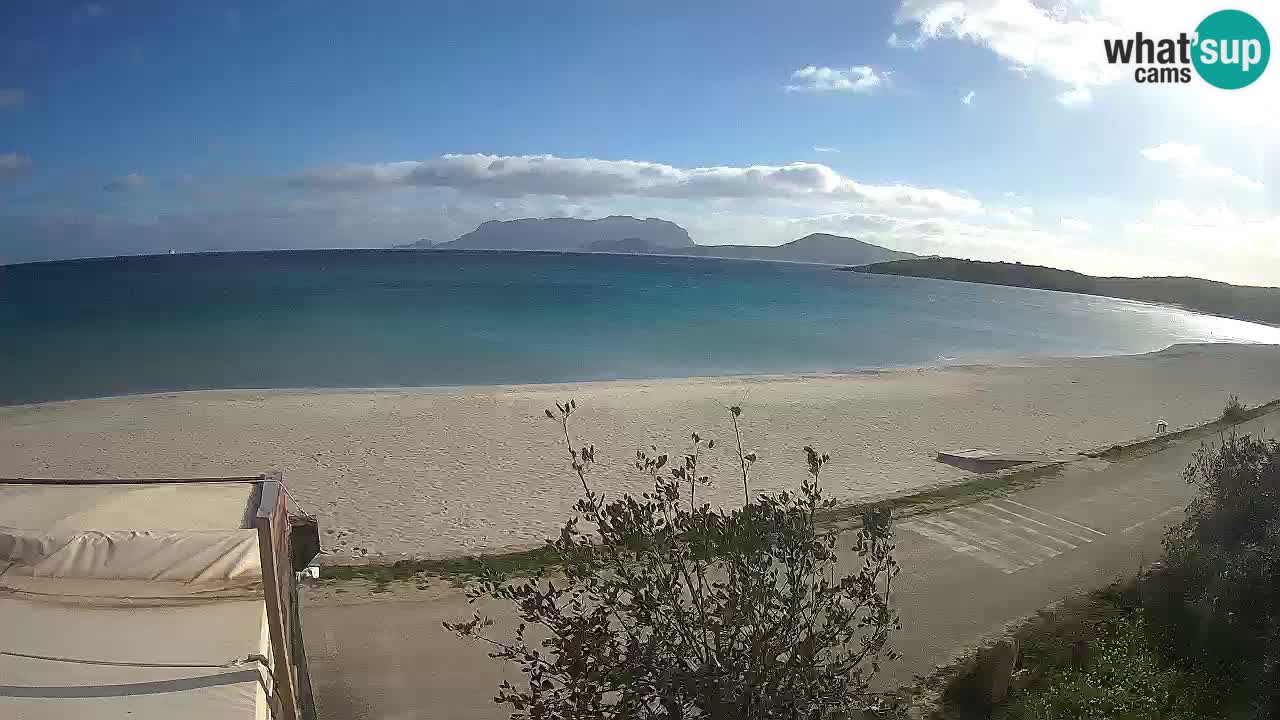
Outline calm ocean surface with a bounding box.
[2,249,1278,405]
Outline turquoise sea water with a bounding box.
[2,249,1278,405]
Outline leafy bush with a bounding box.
[996,614,1228,720]
[446,402,901,719]
[1156,432,1280,718]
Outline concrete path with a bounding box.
[301,412,1277,720]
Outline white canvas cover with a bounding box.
[0,481,276,720]
[0,595,272,720]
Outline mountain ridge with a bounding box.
[398,217,915,266]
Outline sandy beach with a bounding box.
[2,342,1278,558]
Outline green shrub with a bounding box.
[996,614,1229,720]
[1159,432,1280,718]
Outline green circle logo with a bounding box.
[1193,9,1270,89]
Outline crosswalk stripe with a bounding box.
[958,505,1079,549]
[899,521,1024,574]
[919,516,1051,566]
[902,497,1114,575]
[996,498,1108,537]
[981,501,1097,544]
[957,502,1075,550]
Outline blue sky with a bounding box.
[1,1,1277,284]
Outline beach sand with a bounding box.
[2,343,1278,558]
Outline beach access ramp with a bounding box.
[0,474,320,720]
[936,449,1063,473]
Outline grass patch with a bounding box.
[321,545,567,585]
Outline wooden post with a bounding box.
[256,473,300,720]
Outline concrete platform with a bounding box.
[937,449,1061,473]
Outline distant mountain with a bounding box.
[398,238,437,249]
[440,215,694,252]
[583,237,676,254]
[402,218,914,267]
[852,257,1280,327]
[681,233,916,266]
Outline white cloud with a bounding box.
[1149,199,1254,229]
[103,172,146,191]
[1140,142,1264,192]
[785,65,889,94]
[290,153,984,214]
[887,32,922,49]
[993,205,1035,226]
[0,89,27,110]
[1122,199,1280,284]
[0,152,32,181]
[1055,87,1093,108]
[961,90,976,105]
[813,146,839,153]
[893,0,1124,103]
[849,181,984,214]
[1060,218,1093,233]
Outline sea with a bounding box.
[2,249,1278,406]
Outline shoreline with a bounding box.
[1,341,1270,410]
[4,343,1279,558]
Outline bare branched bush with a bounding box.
[446,402,901,719]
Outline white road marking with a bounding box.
[960,505,1079,549]
[900,520,1025,574]
[903,495,1124,574]
[1119,504,1185,535]
[921,516,1056,564]
[980,502,1098,544]
[994,498,1108,537]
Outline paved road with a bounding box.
[302,413,1277,719]
[870,413,1273,687]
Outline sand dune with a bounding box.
[2,343,1278,558]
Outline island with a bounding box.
[399,217,915,266]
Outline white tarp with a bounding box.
[1,527,260,582]
[0,481,276,720]
[0,595,272,720]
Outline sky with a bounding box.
[1,1,1278,285]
